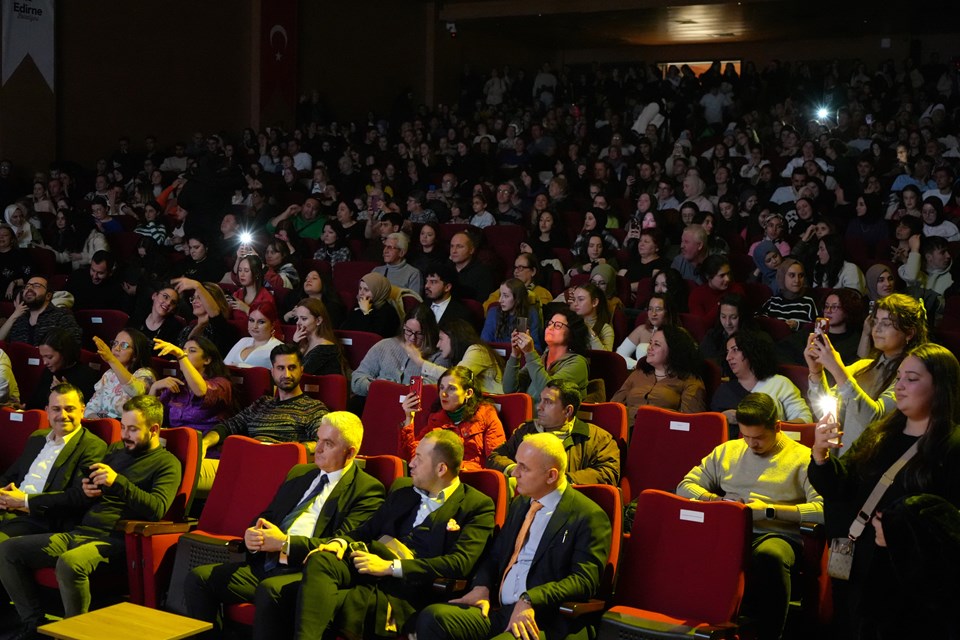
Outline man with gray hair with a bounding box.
[373,231,422,293]
[671,223,709,284]
[184,411,386,640]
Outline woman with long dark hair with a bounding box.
[812,234,867,294]
[810,343,960,639]
[293,298,349,378]
[611,324,706,421]
[481,278,543,351]
[398,365,505,471]
[85,328,156,419]
[806,293,928,452]
[150,336,234,432]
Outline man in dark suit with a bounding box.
[0,384,107,542]
[417,432,611,640]
[183,411,385,640]
[293,429,496,640]
[424,262,479,331]
[449,231,495,302]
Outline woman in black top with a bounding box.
[28,328,99,409]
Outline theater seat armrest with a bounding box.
[560,599,605,617]
[127,519,198,536]
[181,531,245,553]
[693,622,739,639]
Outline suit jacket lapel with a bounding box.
[313,464,356,536]
[530,489,574,567]
[424,483,465,529]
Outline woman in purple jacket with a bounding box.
[150,336,234,436]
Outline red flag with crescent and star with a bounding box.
[260,0,297,124]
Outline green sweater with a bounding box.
[677,435,823,539]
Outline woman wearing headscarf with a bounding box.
[341,272,400,338]
[758,258,817,330]
[751,239,782,295]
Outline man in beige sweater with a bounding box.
[677,392,823,640]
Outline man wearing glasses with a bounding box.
[0,276,82,346]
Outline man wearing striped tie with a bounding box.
[416,432,611,640]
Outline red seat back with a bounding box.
[484,393,533,436]
[335,330,383,371]
[579,402,628,479]
[227,365,273,406]
[356,454,405,492]
[198,436,306,535]
[461,469,507,529]
[359,380,408,457]
[301,373,348,411]
[778,421,817,448]
[159,427,202,521]
[0,408,49,471]
[623,407,727,504]
[6,342,44,402]
[586,350,629,401]
[614,490,750,623]
[75,309,131,350]
[81,418,122,445]
[332,261,379,299]
[575,484,622,602]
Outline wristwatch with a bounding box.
[519,592,532,606]
[765,506,776,520]
[281,536,291,555]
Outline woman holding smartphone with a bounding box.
[806,293,928,454]
[398,366,505,471]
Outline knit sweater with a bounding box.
[677,435,823,539]
[351,337,449,396]
[30,443,180,537]
[211,393,328,445]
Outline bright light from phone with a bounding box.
[817,394,837,420]
[240,232,253,244]
[817,107,829,120]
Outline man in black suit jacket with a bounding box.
[293,429,496,640]
[0,384,107,541]
[417,433,611,640]
[184,412,385,640]
[424,262,479,331]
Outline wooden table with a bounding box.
[38,602,212,640]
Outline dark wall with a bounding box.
[57,1,253,164]
[298,2,429,123]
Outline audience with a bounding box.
[1,52,960,639]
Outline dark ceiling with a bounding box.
[437,0,960,49]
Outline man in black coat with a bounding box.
[417,432,611,640]
[293,429,496,640]
[184,411,386,640]
[0,384,107,541]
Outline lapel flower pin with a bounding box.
[446,519,461,531]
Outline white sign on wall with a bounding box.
[2,0,54,90]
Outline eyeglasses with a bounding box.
[546,320,569,330]
[874,319,896,330]
[514,264,532,271]
[497,188,511,194]
[647,306,665,313]
[111,340,131,350]
[403,328,423,339]
[24,282,47,290]
[823,304,841,311]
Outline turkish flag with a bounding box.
[260,0,297,124]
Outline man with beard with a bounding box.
[0,395,180,638]
[199,344,328,491]
[0,276,82,345]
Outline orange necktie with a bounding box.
[500,499,543,593]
